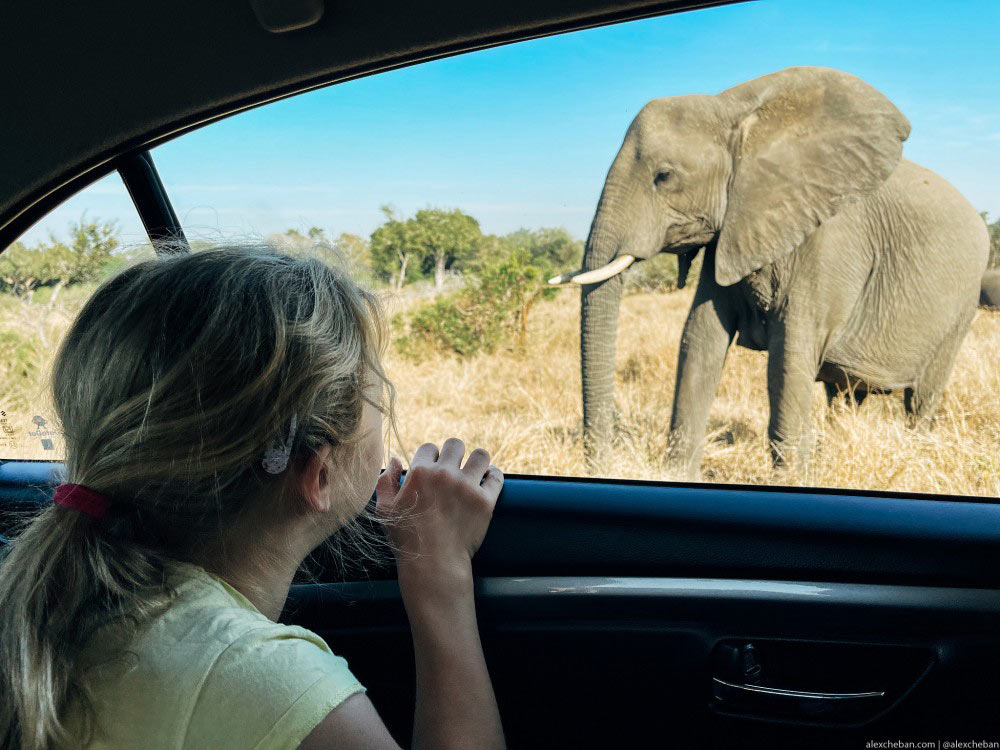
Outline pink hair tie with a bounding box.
[52,483,110,519]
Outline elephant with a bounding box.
[982,268,1000,309]
[551,67,989,479]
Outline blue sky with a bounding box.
[22,0,1000,247]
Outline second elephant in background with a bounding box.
[981,268,1000,310]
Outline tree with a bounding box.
[332,232,372,282]
[268,227,322,255]
[503,227,583,272]
[268,227,374,283]
[370,206,423,291]
[0,216,119,301]
[370,206,483,291]
[413,208,482,289]
[188,239,217,253]
[477,247,559,350]
[0,242,51,299]
[463,233,514,275]
[65,217,119,283]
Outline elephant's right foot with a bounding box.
[665,464,701,482]
[664,443,702,483]
[768,437,813,484]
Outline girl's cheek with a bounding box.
[364,418,385,488]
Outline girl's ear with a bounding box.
[297,443,335,514]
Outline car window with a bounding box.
[0,173,153,460]
[153,0,1000,498]
[4,0,1000,498]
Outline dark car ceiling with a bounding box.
[0,0,746,249]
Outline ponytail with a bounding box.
[0,505,169,749]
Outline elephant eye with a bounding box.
[654,170,672,187]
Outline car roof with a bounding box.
[0,0,741,249]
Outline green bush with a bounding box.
[0,217,120,299]
[623,252,679,293]
[394,248,560,359]
[394,294,499,359]
[623,250,703,294]
[0,330,42,411]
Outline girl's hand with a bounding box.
[375,439,503,597]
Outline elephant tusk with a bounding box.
[547,255,637,286]
[547,271,581,285]
[567,255,636,285]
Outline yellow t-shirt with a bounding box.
[64,560,365,749]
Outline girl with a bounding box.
[0,246,505,750]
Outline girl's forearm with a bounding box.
[403,576,505,750]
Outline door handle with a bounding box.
[712,676,885,722]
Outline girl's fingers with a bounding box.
[480,465,504,501]
[375,456,403,511]
[411,442,440,467]
[462,447,491,479]
[438,437,465,468]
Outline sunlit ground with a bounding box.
[383,288,1000,498]
[2,285,999,498]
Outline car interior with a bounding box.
[2,1,999,747]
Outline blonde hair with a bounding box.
[0,243,397,750]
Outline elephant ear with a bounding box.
[714,67,910,287]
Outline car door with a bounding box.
[4,465,999,746]
[2,1,999,748]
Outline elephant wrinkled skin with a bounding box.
[563,67,989,479]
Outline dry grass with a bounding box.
[2,285,998,498]
[382,288,1000,498]
[0,288,90,460]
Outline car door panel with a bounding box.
[3,461,998,746]
[286,577,1000,747]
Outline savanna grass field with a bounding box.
[7,279,996,498]
[385,287,1000,497]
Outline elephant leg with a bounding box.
[666,285,737,479]
[904,312,972,428]
[767,329,821,472]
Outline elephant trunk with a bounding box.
[580,218,626,470]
